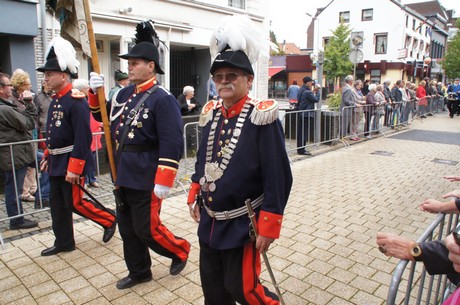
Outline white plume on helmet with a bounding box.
[46,37,80,75]
[209,15,272,64]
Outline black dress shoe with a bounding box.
[10,218,38,230]
[41,245,75,256]
[297,151,312,156]
[170,258,187,275]
[116,275,152,289]
[102,222,117,243]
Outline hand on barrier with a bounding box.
[154,184,170,199]
[89,72,104,92]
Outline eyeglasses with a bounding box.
[212,72,244,82]
[0,83,13,87]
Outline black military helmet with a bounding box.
[210,50,254,76]
[119,42,165,75]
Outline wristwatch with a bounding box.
[410,244,423,261]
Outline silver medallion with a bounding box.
[199,177,206,185]
[208,182,216,192]
[128,130,135,139]
[201,183,209,192]
[143,114,148,119]
[55,120,61,127]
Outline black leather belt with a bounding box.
[122,144,155,152]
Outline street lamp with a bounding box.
[306,12,323,144]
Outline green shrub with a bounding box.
[326,91,341,109]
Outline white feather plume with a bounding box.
[46,37,80,75]
[210,15,270,64]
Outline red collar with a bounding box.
[136,77,157,93]
[54,84,72,99]
[221,96,248,118]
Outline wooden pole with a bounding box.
[83,0,117,181]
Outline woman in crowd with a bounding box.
[177,85,200,116]
[364,83,378,138]
[10,69,37,203]
[372,84,386,133]
[416,80,427,118]
[350,79,366,141]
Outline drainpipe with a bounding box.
[40,0,48,61]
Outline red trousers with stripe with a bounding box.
[117,186,190,279]
[199,240,279,305]
[49,176,116,249]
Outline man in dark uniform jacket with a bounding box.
[187,16,293,305]
[37,37,117,256]
[89,38,190,289]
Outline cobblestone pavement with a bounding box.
[1,112,459,304]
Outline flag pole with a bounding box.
[83,0,117,181]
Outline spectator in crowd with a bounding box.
[426,79,437,115]
[341,75,361,140]
[362,79,370,96]
[0,72,38,230]
[372,84,386,133]
[390,80,404,127]
[287,79,300,107]
[447,78,460,118]
[37,37,116,256]
[402,81,416,124]
[73,78,102,188]
[416,80,428,118]
[351,79,366,140]
[208,78,218,101]
[376,232,460,285]
[33,81,53,209]
[364,83,378,138]
[177,85,200,115]
[10,69,38,203]
[383,79,393,126]
[296,76,319,155]
[35,80,53,137]
[398,80,410,126]
[108,69,129,102]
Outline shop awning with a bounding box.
[268,67,285,77]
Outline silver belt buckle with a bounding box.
[206,207,215,218]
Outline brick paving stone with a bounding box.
[0,113,459,304]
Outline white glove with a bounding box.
[154,184,171,199]
[89,72,104,92]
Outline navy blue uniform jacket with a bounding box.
[45,84,94,177]
[191,97,292,249]
[89,78,183,190]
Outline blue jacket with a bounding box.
[89,78,183,191]
[191,97,292,249]
[45,84,94,177]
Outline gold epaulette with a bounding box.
[249,98,279,125]
[199,99,221,127]
[70,89,86,99]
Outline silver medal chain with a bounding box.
[200,101,250,192]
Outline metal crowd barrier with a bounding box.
[0,133,105,248]
[387,213,459,305]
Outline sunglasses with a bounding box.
[212,72,244,82]
[0,83,13,87]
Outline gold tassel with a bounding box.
[250,99,279,125]
[199,100,219,127]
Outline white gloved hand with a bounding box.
[154,184,171,199]
[89,72,104,92]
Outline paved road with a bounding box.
[1,112,459,304]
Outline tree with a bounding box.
[269,30,285,56]
[323,22,353,89]
[443,19,460,80]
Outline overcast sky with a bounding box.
[268,0,460,48]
